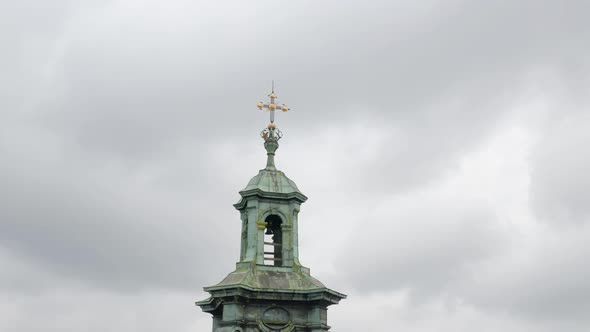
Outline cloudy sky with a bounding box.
[2,1,590,331]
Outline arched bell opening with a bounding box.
[263,215,283,266]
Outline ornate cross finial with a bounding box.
[257,82,289,168]
[257,81,290,126]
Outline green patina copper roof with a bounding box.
[236,135,307,203]
[197,266,346,310]
[241,169,302,195]
[207,267,325,291]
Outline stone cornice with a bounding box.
[233,189,307,210]
[200,284,346,308]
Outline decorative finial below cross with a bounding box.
[256,81,290,126]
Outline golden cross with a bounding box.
[256,81,289,125]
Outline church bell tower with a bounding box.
[196,87,346,331]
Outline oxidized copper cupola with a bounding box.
[196,85,345,332]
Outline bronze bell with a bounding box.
[265,227,274,235]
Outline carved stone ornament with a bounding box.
[259,306,294,332]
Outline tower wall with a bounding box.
[211,300,330,332]
[237,198,302,268]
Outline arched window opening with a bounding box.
[263,215,283,266]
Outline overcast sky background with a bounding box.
[2,1,590,331]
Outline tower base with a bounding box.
[196,264,345,332]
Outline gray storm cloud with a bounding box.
[1,1,589,331]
